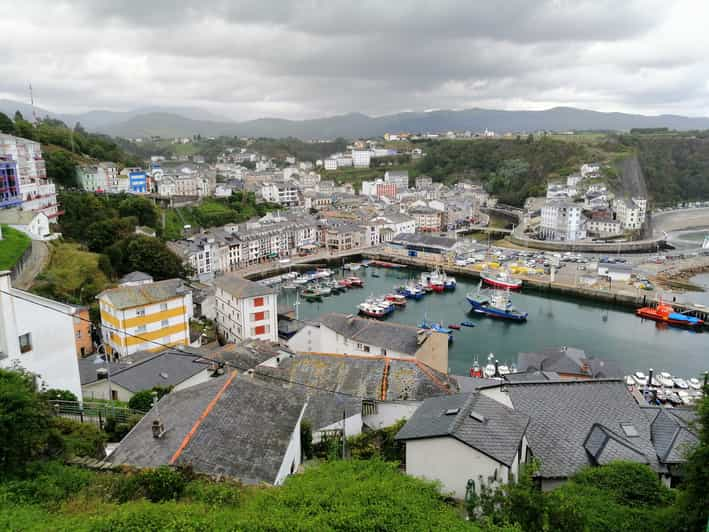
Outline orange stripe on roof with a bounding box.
[380,358,390,400]
[415,361,451,393]
[169,370,237,465]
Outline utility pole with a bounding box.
[341,409,347,459]
[29,83,38,125]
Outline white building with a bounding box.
[283,167,299,181]
[215,276,278,343]
[540,200,587,241]
[288,312,449,374]
[613,197,647,231]
[0,271,83,399]
[396,392,530,498]
[586,217,622,237]
[260,182,300,206]
[385,170,409,192]
[0,208,51,240]
[351,149,371,168]
[323,159,338,171]
[0,134,60,221]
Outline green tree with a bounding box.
[0,369,51,476]
[118,196,158,228]
[127,386,172,412]
[85,218,135,253]
[0,112,14,134]
[44,150,77,187]
[108,235,187,280]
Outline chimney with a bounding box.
[151,419,165,439]
[647,368,654,388]
[494,361,500,378]
[247,368,255,378]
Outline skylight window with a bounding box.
[444,408,460,415]
[620,423,639,437]
[470,411,486,423]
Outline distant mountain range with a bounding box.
[3,98,709,140]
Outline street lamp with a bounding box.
[93,344,113,403]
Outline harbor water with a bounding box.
[279,266,708,378]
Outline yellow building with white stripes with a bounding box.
[97,279,193,359]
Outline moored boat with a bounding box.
[636,301,704,328]
[447,324,461,330]
[358,302,386,318]
[480,270,523,290]
[385,293,407,307]
[347,276,364,287]
[466,286,528,322]
[301,288,322,301]
[461,321,476,328]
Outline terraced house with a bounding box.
[97,278,193,359]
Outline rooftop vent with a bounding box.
[620,423,639,438]
[444,408,460,416]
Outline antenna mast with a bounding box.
[29,83,38,124]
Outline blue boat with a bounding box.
[460,321,476,328]
[466,286,528,322]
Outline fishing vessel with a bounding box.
[301,288,322,301]
[344,262,362,271]
[636,301,704,328]
[346,276,364,287]
[397,282,425,299]
[421,268,446,293]
[469,358,483,377]
[466,284,528,321]
[358,302,386,319]
[480,270,523,290]
[460,321,476,328]
[443,272,457,290]
[385,293,407,307]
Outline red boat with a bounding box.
[347,276,363,287]
[481,271,522,291]
[447,324,461,330]
[339,279,352,287]
[636,301,704,328]
[385,294,407,306]
[469,360,483,378]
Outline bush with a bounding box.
[39,388,78,403]
[300,420,313,460]
[183,479,242,506]
[48,417,107,459]
[0,461,94,507]
[137,467,187,503]
[128,386,172,412]
[571,461,674,507]
[104,414,142,442]
[347,419,405,462]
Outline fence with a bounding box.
[49,400,146,430]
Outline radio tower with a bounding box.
[29,83,38,124]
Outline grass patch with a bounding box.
[0,225,31,270]
[30,242,112,305]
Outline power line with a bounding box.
[0,288,377,401]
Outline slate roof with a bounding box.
[649,408,699,464]
[109,373,306,484]
[80,349,209,392]
[318,313,422,356]
[118,271,154,284]
[507,379,663,479]
[517,347,623,378]
[215,275,275,298]
[210,340,292,370]
[504,371,561,383]
[98,279,188,309]
[583,424,650,465]
[396,392,529,466]
[390,232,457,251]
[255,353,456,429]
[452,375,502,393]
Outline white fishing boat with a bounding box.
[633,371,647,386]
[657,372,674,387]
[344,262,362,271]
[688,378,702,390]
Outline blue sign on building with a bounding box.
[129,171,147,194]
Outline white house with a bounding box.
[597,262,634,283]
[540,200,587,241]
[0,271,83,399]
[351,149,371,168]
[260,182,300,206]
[396,391,530,498]
[384,170,409,192]
[287,312,449,374]
[613,197,647,231]
[0,208,51,240]
[215,276,278,343]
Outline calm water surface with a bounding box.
[280,267,709,379]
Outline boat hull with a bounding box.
[481,275,522,290]
[466,297,528,321]
[636,308,703,328]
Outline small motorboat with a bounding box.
[633,371,647,386]
[339,278,352,288]
[636,301,704,328]
[301,288,322,302]
[480,270,523,290]
[447,324,461,330]
[657,372,674,388]
[688,378,702,390]
[672,377,689,389]
[358,302,386,319]
[469,358,483,377]
[371,272,380,278]
[347,276,363,287]
[460,321,476,328]
[385,293,407,307]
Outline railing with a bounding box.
[49,400,146,430]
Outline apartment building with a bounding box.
[0,272,83,399]
[76,162,118,192]
[613,197,647,231]
[0,133,60,220]
[322,222,367,252]
[0,155,21,208]
[368,212,416,245]
[97,279,193,359]
[540,200,587,241]
[157,174,210,197]
[384,170,409,192]
[409,205,444,232]
[415,176,433,189]
[215,276,278,343]
[351,149,371,168]
[261,182,300,206]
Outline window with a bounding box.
[135,325,147,333]
[136,309,146,317]
[161,320,169,328]
[160,303,168,311]
[254,325,266,335]
[252,311,268,321]
[19,333,32,353]
[253,297,264,307]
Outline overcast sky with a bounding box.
[2,0,709,121]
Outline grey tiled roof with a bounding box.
[80,349,208,392]
[650,408,699,464]
[396,392,529,466]
[583,424,649,465]
[215,275,275,298]
[109,374,306,484]
[210,340,292,370]
[390,233,457,250]
[507,380,663,479]
[98,279,188,309]
[517,347,623,378]
[118,271,154,284]
[451,375,502,393]
[318,313,421,356]
[504,371,561,383]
